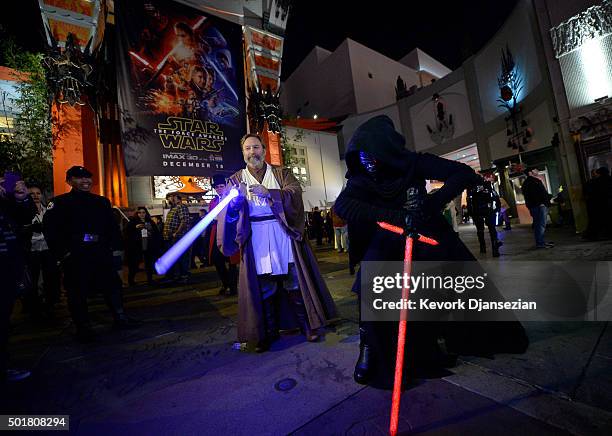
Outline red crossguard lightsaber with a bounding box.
[376,221,438,436]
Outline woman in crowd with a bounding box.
[126,207,161,286]
[25,184,61,317]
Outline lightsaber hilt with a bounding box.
[376,222,439,246]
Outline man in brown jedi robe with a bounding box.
[217,133,337,351]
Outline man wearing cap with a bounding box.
[206,174,238,295]
[162,192,192,282]
[43,166,138,342]
[217,133,337,352]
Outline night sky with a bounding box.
[281,0,519,80]
[1,0,519,80]
[0,0,46,59]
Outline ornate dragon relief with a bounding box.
[550,0,612,58]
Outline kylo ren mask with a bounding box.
[359,151,380,178]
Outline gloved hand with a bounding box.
[404,187,426,232]
[404,210,424,232]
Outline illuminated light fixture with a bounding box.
[580,37,611,103]
[313,114,318,119]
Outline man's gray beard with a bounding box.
[246,156,264,169]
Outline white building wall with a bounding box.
[488,102,555,161]
[339,104,402,153]
[281,39,445,119]
[348,40,420,114]
[284,126,345,210]
[281,43,356,118]
[399,48,452,79]
[408,80,474,152]
[474,0,543,123]
[557,32,612,112]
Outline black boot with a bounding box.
[287,290,319,342]
[255,293,280,352]
[492,239,502,257]
[354,323,374,384]
[263,294,279,343]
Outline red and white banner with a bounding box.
[243,26,283,93]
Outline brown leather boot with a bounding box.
[287,290,319,342]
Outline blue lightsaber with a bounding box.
[155,188,239,275]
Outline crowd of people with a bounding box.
[305,208,348,250]
[2,118,611,395]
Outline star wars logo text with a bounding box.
[154,117,227,152]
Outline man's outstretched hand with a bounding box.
[228,182,247,210]
[249,184,270,199]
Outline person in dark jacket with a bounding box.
[595,167,612,239]
[25,184,61,318]
[191,208,208,268]
[311,207,323,246]
[334,115,528,388]
[467,172,503,257]
[521,168,554,248]
[583,167,612,240]
[126,207,161,286]
[1,176,35,387]
[43,166,139,342]
[324,209,334,244]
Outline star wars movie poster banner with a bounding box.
[115,0,246,176]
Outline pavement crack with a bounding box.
[455,359,573,402]
[287,386,368,435]
[569,320,609,400]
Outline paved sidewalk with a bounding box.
[5,224,612,435]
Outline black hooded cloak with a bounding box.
[335,115,528,388]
